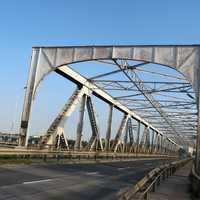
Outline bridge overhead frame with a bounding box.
[19,45,200,173]
[35,65,177,154]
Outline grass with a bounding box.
[0,155,33,165]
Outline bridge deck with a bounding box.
[0,159,171,200]
[149,161,192,200]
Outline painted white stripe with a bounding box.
[144,163,153,166]
[85,172,99,175]
[23,179,52,184]
[117,167,130,171]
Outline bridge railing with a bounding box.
[0,149,177,163]
[119,158,191,200]
[190,164,200,198]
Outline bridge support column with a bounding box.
[105,104,113,151]
[19,48,40,146]
[75,94,87,150]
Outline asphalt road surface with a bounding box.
[0,159,172,200]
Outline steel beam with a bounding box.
[105,104,113,151]
[75,94,87,150]
[19,49,40,146]
[87,97,103,151]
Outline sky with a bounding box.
[0,0,200,137]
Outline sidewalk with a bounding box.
[149,161,192,200]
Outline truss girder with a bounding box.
[19,45,200,158]
[54,66,174,143]
[20,46,200,140]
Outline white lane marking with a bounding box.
[144,163,153,166]
[117,167,130,171]
[23,179,52,185]
[85,172,99,175]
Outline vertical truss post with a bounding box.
[153,132,156,153]
[123,121,129,153]
[146,128,151,153]
[136,121,141,154]
[167,140,170,154]
[87,96,103,151]
[151,130,155,154]
[140,126,147,153]
[113,114,129,152]
[159,136,161,154]
[105,104,113,151]
[168,142,172,154]
[160,135,163,154]
[154,133,159,153]
[174,144,177,154]
[167,141,174,154]
[128,119,135,153]
[19,48,40,146]
[171,143,175,155]
[75,94,87,150]
[163,138,166,154]
[163,140,168,154]
[157,135,161,154]
[169,143,174,155]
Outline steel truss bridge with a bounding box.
[17,45,200,174]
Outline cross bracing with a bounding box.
[89,60,197,147]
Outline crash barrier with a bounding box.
[119,158,191,200]
[0,148,178,162]
[190,164,200,198]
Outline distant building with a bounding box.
[0,132,19,144]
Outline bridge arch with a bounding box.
[31,45,200,97]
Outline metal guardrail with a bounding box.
[0,149,177,162]
[190,164,200,198]
[119,158,191,200]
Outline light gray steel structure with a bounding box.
[19,45,200,173]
